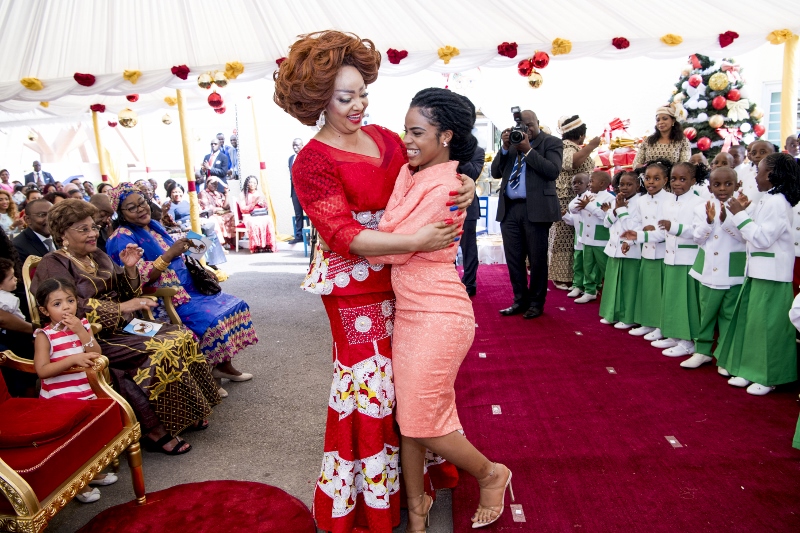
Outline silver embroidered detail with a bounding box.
[385,319,394,335]
[334,272,351,288]
[355,316,373,333]
[370,263,384,271]
[351,263,369,282]
[381,300,394,317]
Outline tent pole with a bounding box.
[249,96,283,236]
[91,111,109,182]
[176,89,201,234]
[780,34,799,144]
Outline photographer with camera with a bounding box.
[491,108,563,319]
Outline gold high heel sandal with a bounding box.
[472,463,514,529]
[406,493,433,533]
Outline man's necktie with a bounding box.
[508,155,523,190]
[43,237,54,252]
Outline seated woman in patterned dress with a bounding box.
[236,175,277,253]
[105,184,257,390]
[31,199,219,454]
[199,177,236,249]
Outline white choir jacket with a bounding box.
[562,211,583,251]
[603,194,641,259]
[569,190,614,247]
[792,202,800,257]
[632,189,674,260]
[731,191,795,283]
[663,192,705,266]
[689,198,746,289]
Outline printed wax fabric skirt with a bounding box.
[98,322,220,436]
[715,277,798,386]
[311,249,456,533]
[548,196,575,283]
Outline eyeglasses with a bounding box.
[68,224,101,235]
[122,200,149,213]
[28,212,48,219]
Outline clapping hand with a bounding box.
[621,242,630,255]
[719,203,727,222]
[620,230,637,241]
[705,201,716,224]
[577,195,594,210]
[658,219,671,231]
[601,202,611,212]
[642,225,655,232]
[615,194,628,210]
[727,197,748,215]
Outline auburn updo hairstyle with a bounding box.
[273,31,382,126]
[409,88,478,165]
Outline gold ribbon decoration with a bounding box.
[224,61,244,80]
[551,38,572,55]
[438,45,460,64]
[164,96,177,106]
[660,34,683,46]
[767,29,796,45]
[20,77,43,91]
[123,70,142,84]
[726,99,751,121]
[39,101,49,108]
[609,138,635,149]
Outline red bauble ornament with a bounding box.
[497,42,518,58]
[126,94,139,102]
[89,104,105,113]
[696,137,711,151]
[107,121,117,128]
[753,124,766,137]
[74,73,96,86]
[712,95,727,110]
[214,106,226,115]
[611,37,630,50]
[517,59,533,77]
[683,127,697,140]
[532,51,550,69]
[386,48,409,64]
[688,74,703,88]
[207,92,223,108]
[726,88,741,101]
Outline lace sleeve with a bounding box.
[292,148,365,259]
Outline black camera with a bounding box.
[509,106,527,145]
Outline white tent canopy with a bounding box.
[1,0,799,107]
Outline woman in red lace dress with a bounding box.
[274,31,473,533]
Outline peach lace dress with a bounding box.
[369,160,475,438]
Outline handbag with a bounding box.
[250,208,268,217]
[184,256,221,295]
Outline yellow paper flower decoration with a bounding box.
[224,61,244,80]
[660,34,683,46]
[39,101,49,108]
[767,29,796,44]
[20,77,43,91]
[551,38,572,56]
[123,69,142,84]
[438,45,460,65]
[164,96,177,106]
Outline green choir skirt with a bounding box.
[599,257,640,324]
[634,258,665,328]
[660,264,700,341]
[794,414,800,450]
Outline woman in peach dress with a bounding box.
[370,89,513,531]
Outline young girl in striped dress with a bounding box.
[717,153,800,395]
[33,277,117,503]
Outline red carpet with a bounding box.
[452,265,800,532]
[77,481,315,532]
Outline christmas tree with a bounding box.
[668,54,765,159]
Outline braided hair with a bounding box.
[612,170,638,192]
[762,153,800,207]
[637,158,673,195]
[408,88,478,165]
[673,161,709,186]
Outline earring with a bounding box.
[443,141,448,147]
[62,239,69,249]
[316,111,326,129]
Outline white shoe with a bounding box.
[614,322,636,330]
[76,487,100,503]
[718,366,731,377]
[746,383,776,396]
[629,326,655,336]
[600,318,612,325]
[651,338,678,349]
[681,354,713,368]
[728,376,751,387]
[574,293,597,304]
[567,288,582,298]
[643,328,664,342]
[89,473,118,486]
[218,387,228,398]
[554,282,571,290]
[662,344,694,357]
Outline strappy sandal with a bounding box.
[406,493,433,533]
[141,434,192,455]
[471,463,514,529]
[185,419,210,432]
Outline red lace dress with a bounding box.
[292,125,456,533]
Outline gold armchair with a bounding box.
[0,352,145,533]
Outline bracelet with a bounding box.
[83,338,94,348]
[525,148,533,157]
[153,256,170,271]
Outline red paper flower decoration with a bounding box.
[276,57,286,66]
[611,37,630,50]
[517,59,533,77]
[214,106,226,115]
[171,65,190,80]
[208,92,223,109]
[126,94,139,102]
[107,121,117,128]
[532,51,550,69]
[497,42,518,58]
[387,48,409,64]
[719,31,739,48]
[74,73,96,86]
[89,104,105,113]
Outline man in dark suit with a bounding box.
[491,110,563,319]
[12,199,54,320]
[203,138,230,185]
[23,161,55,187]
[288,138,305,244]
[458,145,486,297]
